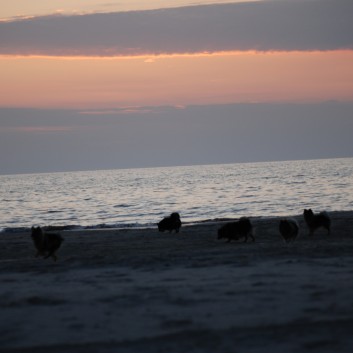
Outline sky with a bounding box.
[0,0,353,174]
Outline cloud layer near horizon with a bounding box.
[1,102,353,174]
[1,0,353,56]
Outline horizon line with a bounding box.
[1,156,352,177]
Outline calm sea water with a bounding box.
[1,158,352,232]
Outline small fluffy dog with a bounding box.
[217,217,254,242]
[279,218,299,242]
[158,212,182,233]
[303,209,331,235]
[31,226,63,261]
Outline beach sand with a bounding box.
[1,211,353,353]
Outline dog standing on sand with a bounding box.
[158,212,182,233]
[31,226,63,261]
[279,218,299,242]
[303,209,331,235]
[217,217,254,242]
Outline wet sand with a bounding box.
[1,211,353,352]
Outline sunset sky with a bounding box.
[1,0,352,174]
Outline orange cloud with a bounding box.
[1,50,353,109]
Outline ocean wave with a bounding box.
[1,158,352,232]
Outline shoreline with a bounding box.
[1,209,350,234]
[0,210,353,352]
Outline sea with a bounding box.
[1,158,352,233]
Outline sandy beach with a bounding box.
[1,211,353,353]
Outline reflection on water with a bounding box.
[1,158,352,230]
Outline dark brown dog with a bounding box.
[303,209,331,235]
[279,218,299,242]
[217,217,254,242]
[31,226,63,261]
[158,212,182,233]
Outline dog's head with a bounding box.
[303,209,313,219]
[31,226,43,239]
[170,213,180,221]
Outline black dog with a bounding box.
[303,209,331,235]
[279,218,299,242]
[158,213,182,233]
[217,217,254,242]
[31,226,63,261]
